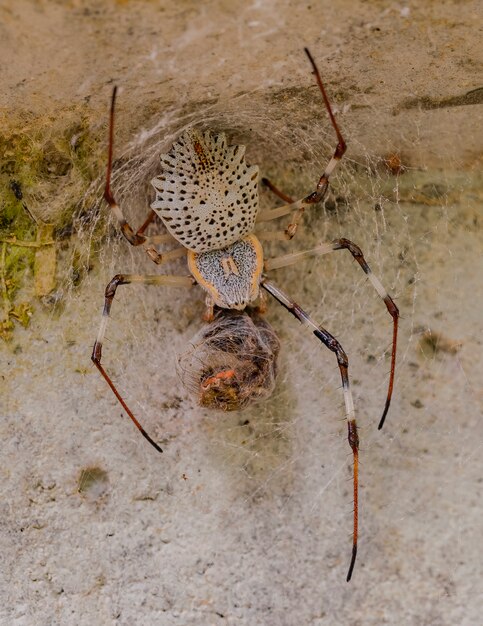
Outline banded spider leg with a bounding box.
[256,48,399,580]
[91,273,194,452]
[261,280,359,582]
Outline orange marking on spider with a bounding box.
[193,139,210,170]
[201,369,236,389]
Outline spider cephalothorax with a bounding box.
[151,128,263,309]
[92,48,399,582]
[187,234,263,309]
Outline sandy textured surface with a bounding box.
[1,1,482,625]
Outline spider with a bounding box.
[91,48,399,582]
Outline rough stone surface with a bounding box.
[1,2,482,625]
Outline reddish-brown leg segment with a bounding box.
[261,279,359,582]
[136,209,159,236]
[261,177,294,204]
[257,49,347,239]
[91,273,194,452]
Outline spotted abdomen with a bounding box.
[151,129,259,253]
[187,234,263,309]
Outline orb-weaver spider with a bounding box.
[92,48,399,581]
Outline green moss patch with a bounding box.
[0,104,105,339]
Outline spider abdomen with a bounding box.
[187,234,263,309]
[151,129,259,253]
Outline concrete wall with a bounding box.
[1,2,482,624]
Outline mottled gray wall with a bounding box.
[1,2,482,625]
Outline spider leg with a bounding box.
[261,279,359,582]
[91,272,194,452]
[136,209,158,236]
[261,177,294,204]
[146,233,176,245]
[265,239,399,429]
[256,180,295,242]
[104,87,177,264]
[256,49,346,239]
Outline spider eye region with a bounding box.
[187,234,263,309]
